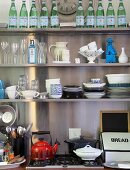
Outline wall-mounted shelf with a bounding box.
[0,27,130,35]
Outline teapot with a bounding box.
[49,42,68,62]
[31,131,59,160]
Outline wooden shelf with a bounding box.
[1,98,130,102]
[0,27,130,35]
[0,63,130,67]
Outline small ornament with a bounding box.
[106,38,117,63]
[118,47,128,63]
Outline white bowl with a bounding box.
[106,74,130,84]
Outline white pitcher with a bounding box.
[49,42,68,62]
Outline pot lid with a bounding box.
[75,145,101,153]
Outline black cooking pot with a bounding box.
[64,136,98,154]
[62,85,83,99]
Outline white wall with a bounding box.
[0,0,31,23]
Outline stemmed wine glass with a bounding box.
[20,38,28,64]
[11,42,19,64]
[1,41,10,64]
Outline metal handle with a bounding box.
[32,131,50,135]
[31,131,52,145]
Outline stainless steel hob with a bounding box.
[26,154,103,169]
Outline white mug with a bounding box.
[5,85,19,99]
[20,90,39,99]
[45,78,60,96]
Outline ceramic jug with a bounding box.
[49,42,68,62]
[118,47,128,63]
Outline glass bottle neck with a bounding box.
[42,0,46,4]
[32,0,35,4]
[88,0,93,6]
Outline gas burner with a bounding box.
[26,154,103,168]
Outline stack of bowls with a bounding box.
[83,79,106,99]
[106,74,130,98]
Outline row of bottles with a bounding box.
[76,0,127,28]
[8,0,127,29]
[9,0,59,28]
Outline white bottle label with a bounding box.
[19,16,28,27]
[9,16,17,27]
[96,16,105,26]
[29,16,38,27]
[50,16,59,26]
[53,6,57,10]
[76,16,84,26]
[106,16,115,26]
[42,7,47,11]
[28,48,36,64]
[40,16,48,27]
[117,15,126,25]
[86,16,95,26]
[78,6,83,10]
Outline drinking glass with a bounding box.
[37,42,47,64]
[20,38,28,64]
[18,74,29,91]
[1,41,10,64]
[31,79,39,91]
[11,42,19,64]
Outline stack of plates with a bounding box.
[83,82,106,99]
[107,84,130,98]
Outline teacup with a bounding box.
[5,85,19,99]
[20,90,39,99]
[88,41,97,51]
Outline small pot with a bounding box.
[64,136,98,154]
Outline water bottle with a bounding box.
[9,0,17,28]
[86,0,95,28]
[19,0,28,28]
[76,0,84,28]
[96,0,105,28]
[106,0,115,28]
[29,0,38,28]
[50,0,59,28]
[40,0,49,28]
[117,0,127,28]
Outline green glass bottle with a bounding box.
[19,0,28,28]
[50,0,59,28]
[86,0,95,28]
[40,0,49,28]
[106,0,115,28]
[76,0,84,28]
[96,0,105,28]
[29,0,38,28]
[9,0,17,28]
[117,0,127,27]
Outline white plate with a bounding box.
[104,162,130,169]
[0,159,25,169]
